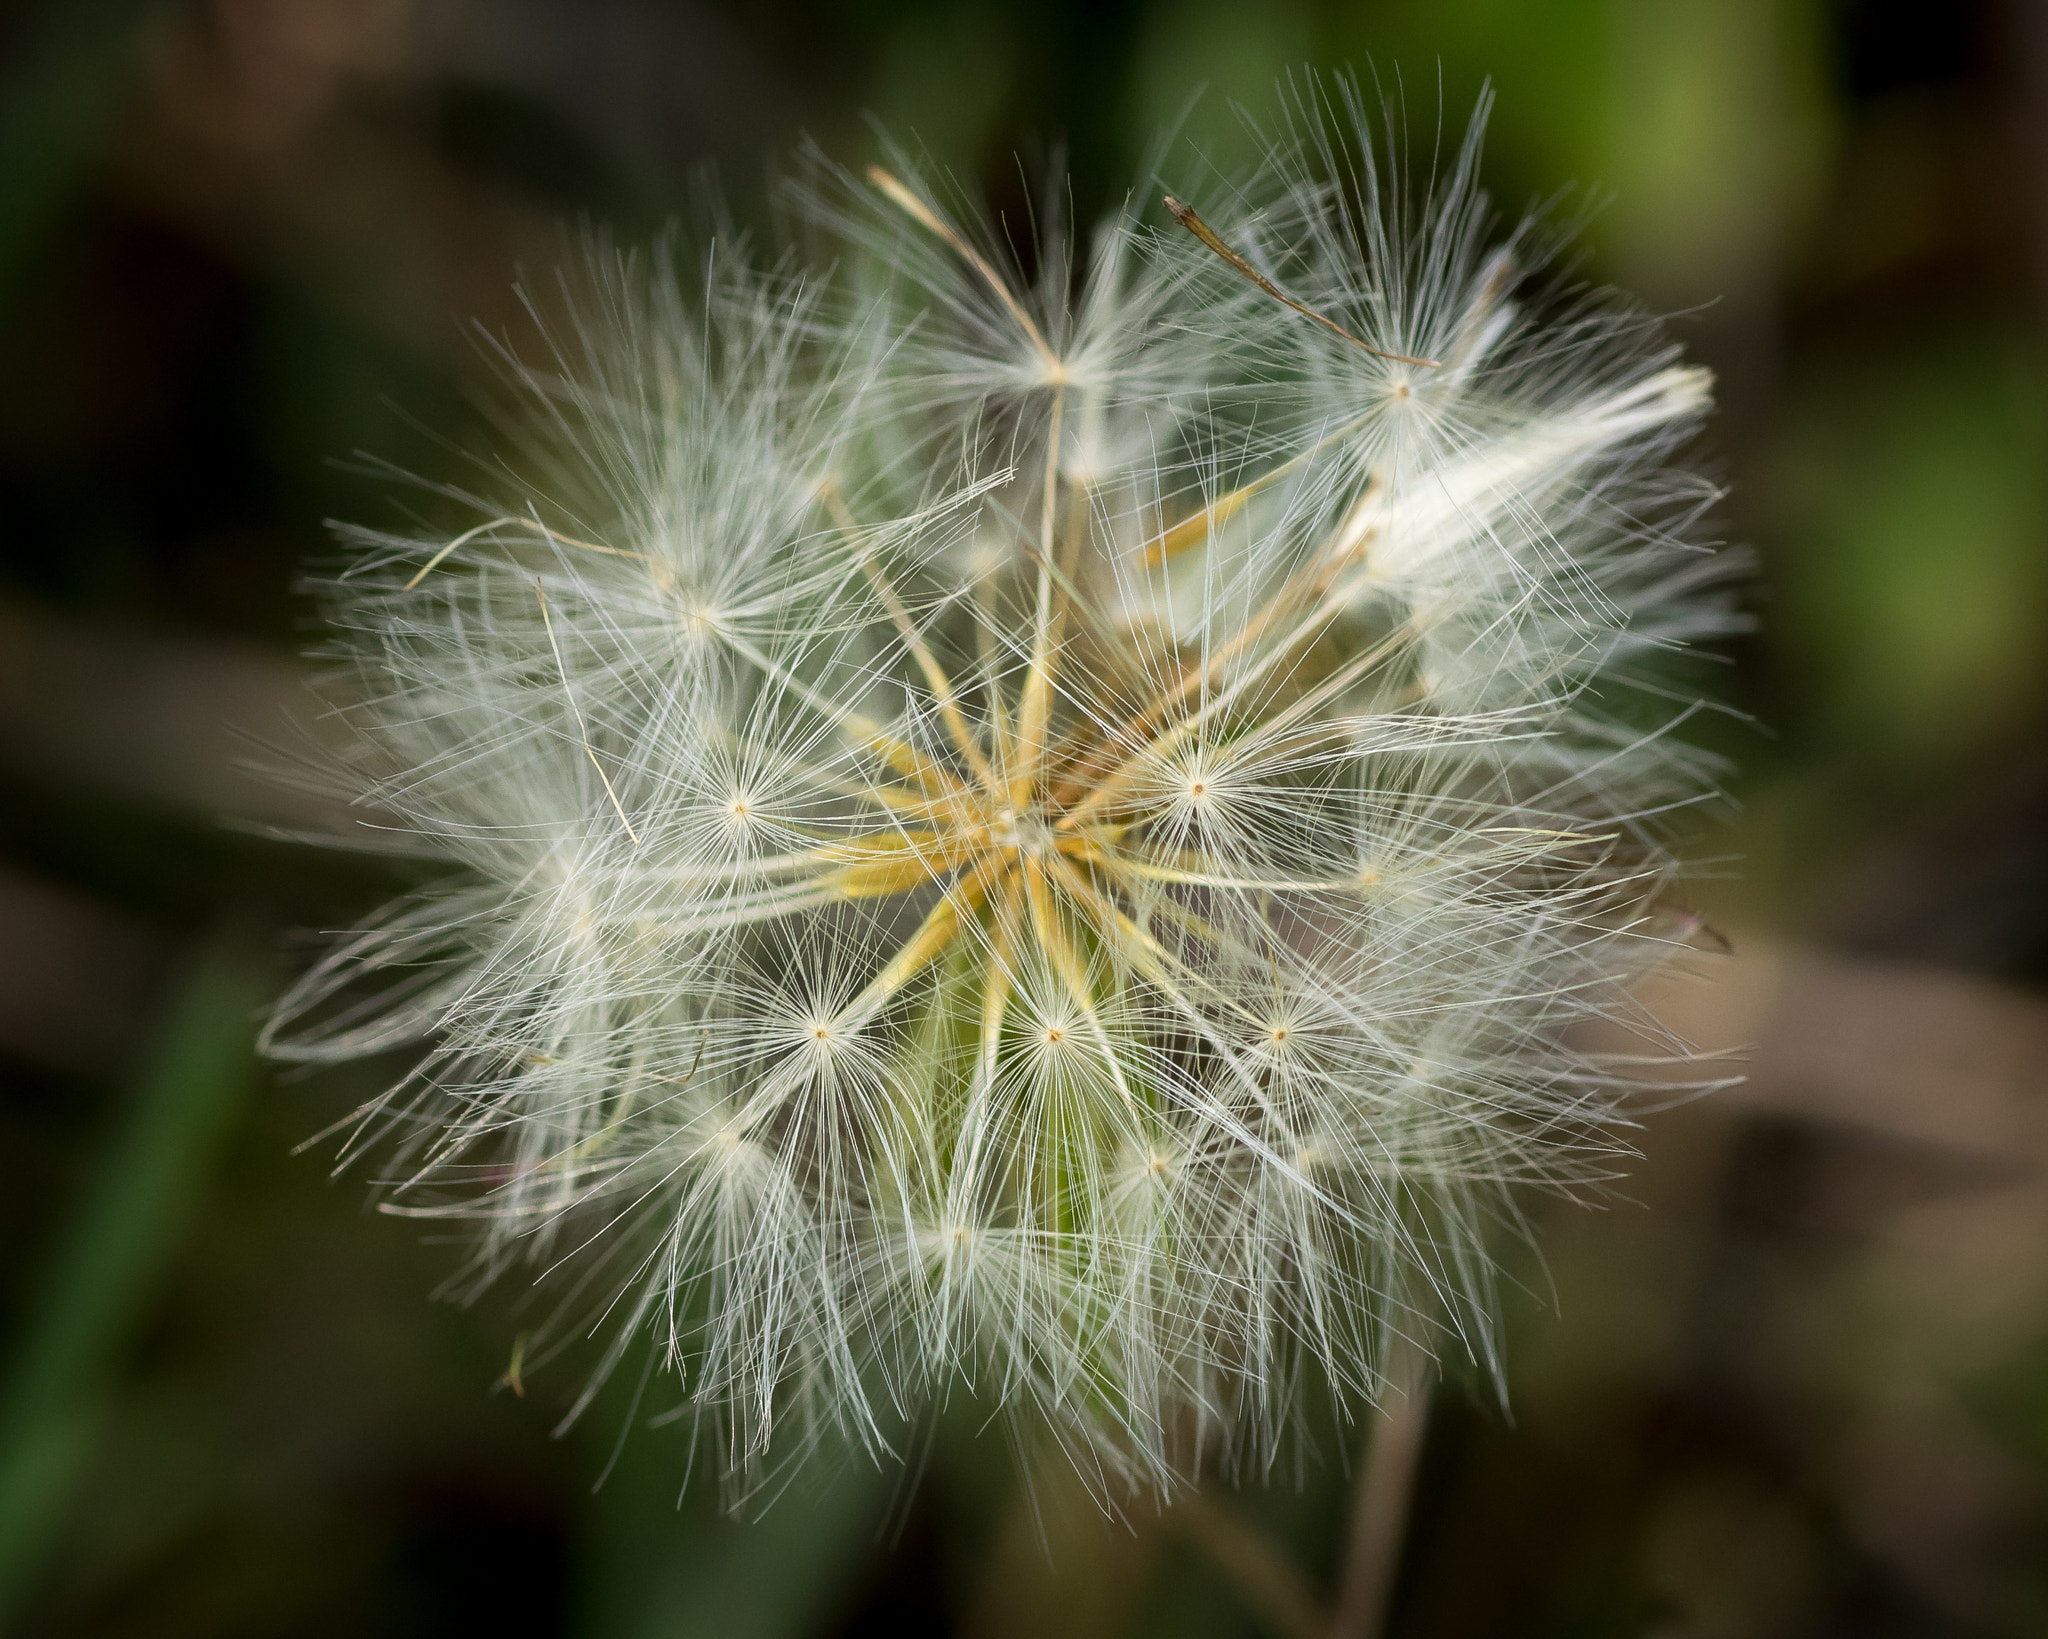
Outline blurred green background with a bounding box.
[1,1,2045,1634]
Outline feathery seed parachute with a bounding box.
[266,86,1740,1498]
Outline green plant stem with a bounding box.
[0,942,261,1626]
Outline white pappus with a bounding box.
[265,80,1742,1501]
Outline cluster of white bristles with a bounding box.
[267,85,1738,1499]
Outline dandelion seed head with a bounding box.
[265,78,1743,1501]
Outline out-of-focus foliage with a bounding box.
[0,2,2044,1636]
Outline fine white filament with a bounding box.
[265,84,1740,1499]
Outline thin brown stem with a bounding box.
[1022,856,1139,1113]
[869,166,1060,373]
[1170,1489,1329,1639]
[1048,474,1385,815]
[1011,383,1067,806]
[1332,1340,1433,1639]
[820,481,1000,794]
[836,857,1003,1031]
[1163,196,1439,369]
[1054,606,1418,835]
[406,515,648,590]
[1134,401,1388,569]
[718,629,973,804]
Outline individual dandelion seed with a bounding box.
[263,78,1743,1502]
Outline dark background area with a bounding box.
[0,1,2045,1634]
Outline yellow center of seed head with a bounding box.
[799,368,1389,1081]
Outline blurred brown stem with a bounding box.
[1332,1343,1433,1639]
[1169,1488,1328,1639]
